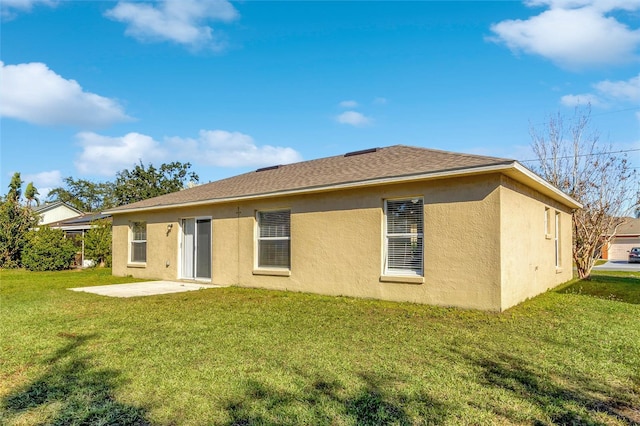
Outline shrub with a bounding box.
[84,219,112,267]
[22,226,77,271]
[0,196,39,268]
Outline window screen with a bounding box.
[257,210,290,268]
[130,221,147,263]
[385,199,423,275]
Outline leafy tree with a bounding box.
[84,219,112,267]
[22,226,77,271]
[24,182,40,207]
[47,177,116,212]
[113,161,199,206]
[47,162,198,211]
[530,107,637,279]
[7,172,23,202]
[0,175,40,268]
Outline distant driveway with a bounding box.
[592,261,640,272]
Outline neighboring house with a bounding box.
[48,213,112,268]
[33,201,83,225]
[601,218,640,261]
[48,212,112,234]
[105,145,581,312]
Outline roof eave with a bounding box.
[49,225,93,231]
[34,201,84,215]
[105,162,582,215]
[507,163,582,210]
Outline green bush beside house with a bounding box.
[21,226,77,271]
[84,219,112,267]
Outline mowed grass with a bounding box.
[559,271,640,304]
[1,269,639,425]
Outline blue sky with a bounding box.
[1,0,639,198]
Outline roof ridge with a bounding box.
[239,145,511,176]
[393,144,514,163]
[104,144,543,214]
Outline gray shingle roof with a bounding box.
[33,200,83,214]
[105,145,516,213]
[616,218,640,236]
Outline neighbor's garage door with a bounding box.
[609,237,640,261]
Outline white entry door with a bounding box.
[181,218,211,280]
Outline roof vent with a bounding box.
[256,165,280,172]
[344,147,380,157]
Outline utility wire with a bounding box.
[528,106,640,127]
[587,106,640,118]
[519,148,640,163]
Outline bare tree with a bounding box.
[530,106,637,279]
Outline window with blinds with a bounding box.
[257,210,291,268]
[385,198,423,275]
[130,221,147,263]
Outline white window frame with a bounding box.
[554,211,561,268]
[544,207,552,239]
[255,209,291,270]
[384,197,424,277]
[129,221,147,264]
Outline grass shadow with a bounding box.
[558,274,640,304]
[457,349,640,425]
[224,370,449,425]
[2,333,149,425]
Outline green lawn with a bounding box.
[1,269,639,425]
[559,271,640,304]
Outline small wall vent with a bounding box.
[344,147,380,157]
[256,165,280,172]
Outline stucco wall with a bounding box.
[113,174,505,310]
[499,176,574,310]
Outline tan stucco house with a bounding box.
[105,145,581,311]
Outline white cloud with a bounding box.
[593,74,640,102]
[526,0,640,12]
[0,61,131,127]
[74,129,302,176]
[336,111,372,127]
[560,93,604,106]
[23,170,63,188]
[168,130,302,167]
[75,132,168,177]
[22,170,62,200]
[489,1,640,69]
[561,73,640,106]
[339,100,358,108]
[1,0,56,19]
[105,0,239,50]
[373,97,387,105]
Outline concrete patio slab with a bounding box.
[69,281,221,298]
